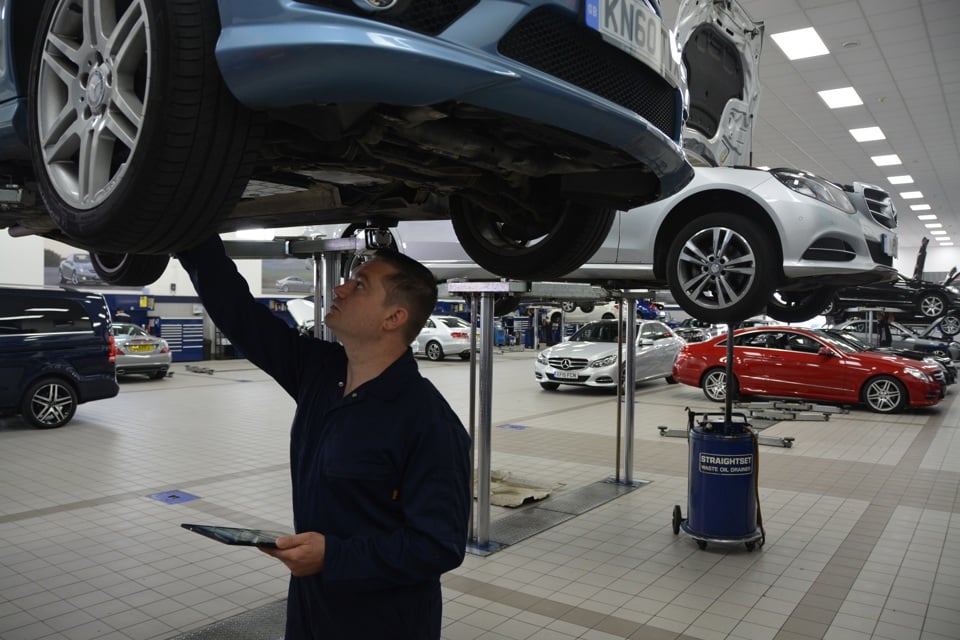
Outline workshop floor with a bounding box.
[1,350,958,640]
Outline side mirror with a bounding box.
[818,346,836,357]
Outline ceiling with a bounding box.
[662,0,960,272]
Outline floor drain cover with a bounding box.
[147,490,199,504]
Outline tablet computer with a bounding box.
[181,523,289,548]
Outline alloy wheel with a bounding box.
[29,381,76,427]
[864,378,903,413]
[36,0,151,209]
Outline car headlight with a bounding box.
[590,355,618,368]
[772,169,856,213]
[946,286,959,295]
[536,353,547,365]
[903,367,932,382]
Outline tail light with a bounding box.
[160,341,170,354]
[450,331,469,339]
[108,335,117,363]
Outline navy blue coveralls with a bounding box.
[179,237,472,639]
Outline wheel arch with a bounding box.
[21,371,79,403]
[653,190,783,282]
[11,2,44,99]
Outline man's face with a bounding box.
[325,259,399,338]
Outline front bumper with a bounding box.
[745,175,899,286]
[535,362,618,387]
[215,0,693,198]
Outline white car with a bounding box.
[412,315,479,362]
[308,0,897,326]
[535,320,684,391]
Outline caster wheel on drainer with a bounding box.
[745,541,756,552]
[672,505,682,535]
[696,540,707,550]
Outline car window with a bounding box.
[0,295,95,335]
[424,319,435,329]
[572,322,619,343]
[785,333,822,354]
[440,317,470,328]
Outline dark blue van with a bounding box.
[0,287,118,428]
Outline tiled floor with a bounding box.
[1,350,959,639]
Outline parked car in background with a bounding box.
[0,287,118,428]
[675,318,723,340]
[0,0,692,287]
[309,0,897,324]
[821,327,955,386]
[58,253,102,286]
[535,319,683,391]
[275,276,315,294]
[672,327,944,413]
[829,318,960,360]
[111,323,171,379]
[412,316,479,362]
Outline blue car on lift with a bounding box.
[0,0,692,286]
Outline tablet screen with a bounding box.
[181,523,289,548]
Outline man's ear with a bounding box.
[382,306,409,334]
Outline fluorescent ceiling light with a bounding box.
[938,241,954,246]
[818,87,863,109]
[871,154,901,166]
[930,230,947,235]
[887,175,914,184]
[771,27,829,60]
[925,223,943,228]
[849,127,885,142]
[917,214,938,220]
[900,191,924,199]
[911,204,932,211]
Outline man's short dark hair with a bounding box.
[373,249,438,343]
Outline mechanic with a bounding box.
[177,236,471,639]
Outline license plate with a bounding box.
[553,370,578,380]
[585,0,682,88]
[882,233,898,257]
[128,344,153,353]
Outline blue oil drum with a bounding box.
[684,419,758,540]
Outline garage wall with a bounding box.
[0,234,43,286]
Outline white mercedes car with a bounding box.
[534,319,684,390]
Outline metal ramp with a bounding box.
[469,479,645,554]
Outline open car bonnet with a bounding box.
[675,0,764,167]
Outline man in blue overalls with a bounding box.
[178,236,471,639]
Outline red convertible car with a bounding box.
[672,327,944,414]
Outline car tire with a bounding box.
[70,272,79,285]
[20,377,77,428]
[425,341,445,361]
[602,313,616,320]
[939,313,960,337]
[91,253,170,286]
[450,197,616,281]
[765,287,835,323]
[28,0,262,254]
[701,367,736,402]
[540,382,560,391]
[150,370,167,380]
[931,348,950,358]
[579,302,595,314]
[862,375,907,413]
[281,285,290,293]
[665,375,678,384]
[667,213,774,324]
[918,291,949,318]
[561,301,577,313]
